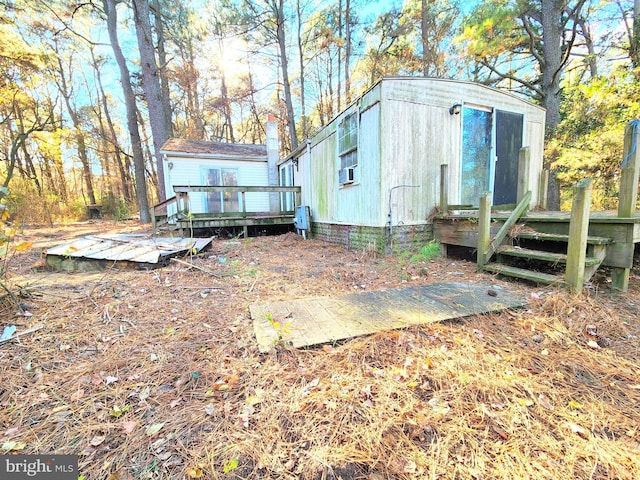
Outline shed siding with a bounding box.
[163,156,270,214]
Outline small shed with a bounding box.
[279,77,546,250]
[160,133,279,216]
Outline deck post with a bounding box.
[538,169,549,210]
[477,192,492,269]
[242,191,248,238]
[439,164,449,213]
[612,121,640,291]
[565,178,592,293]
[151,206,157,235]
[517,147,530,204]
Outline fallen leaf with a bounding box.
[302,378,320,395]
[187,466,203,478]
[3,427,20,438]
[628,384,640,390]
[587,340,601,350]
[109,405,130,418]
[71,389,85,402]
[516,398,534,407]
[90,435,106,446]
[223,458,239,473]
[146,423,165,436]
[568,422,589,439]
[1,441,27,451]
[491,425,509,440]
[121,421,137,434]
[403,460,417,474]
[105,376,119,385]
[568,400,583,409]
[538,394,554,410]
[540,349,549,356]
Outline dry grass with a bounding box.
[1,221,639,479]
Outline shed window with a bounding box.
[338,111,358,184]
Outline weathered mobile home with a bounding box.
[279,77,546,250]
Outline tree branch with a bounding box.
[479,59,543,98]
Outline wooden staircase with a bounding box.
[477,179,612,291]
[483,231,612,287]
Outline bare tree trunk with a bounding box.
[103,0,151,223]
[337,0,342,112]
[271,0,298,150]
[132,0,169,201]
[541,0,562,134]
[91,49,133,204]
[421,0,429,76]
[55,56,96,205]
[219,50,235,142]
[150,0,173,138]
[634,0,640,69]
[344,0,351,103]
[296,0,307,138]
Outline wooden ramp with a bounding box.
[250,282,527,352]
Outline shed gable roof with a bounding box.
[161,139,267,158]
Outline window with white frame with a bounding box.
[338,111,358,184]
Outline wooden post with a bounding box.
[538,169,549,210]
[565,178,592,293]
[440,164,449,213]
[242,191,248,238]
[477,192,492,269]
[517,147,530,204]
[151,206,157,235]
[612,121,640,291]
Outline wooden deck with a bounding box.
[151,185,302,237]
[250,282,527,352]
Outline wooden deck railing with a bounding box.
[152,185,302,236]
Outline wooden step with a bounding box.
[517,232,612,245]
[483,263,565,286]
[497,246,602,266]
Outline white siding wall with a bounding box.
[163,156,270,214]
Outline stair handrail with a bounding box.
[151,195,178,235]
[478,190,532,268]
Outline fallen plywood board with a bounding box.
[250,282,526,352]
[46,234,213,271]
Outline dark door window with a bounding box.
[494,110,524,205]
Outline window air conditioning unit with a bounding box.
[339,167,355,184]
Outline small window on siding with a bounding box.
[338,111,358,184]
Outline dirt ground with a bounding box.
[1,220,639,479]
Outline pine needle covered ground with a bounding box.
[1,221,639,479]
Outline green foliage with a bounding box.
[266,312,291,345]
[410,241,440,263]
[101,193,131,220]
[548,68,640,209]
